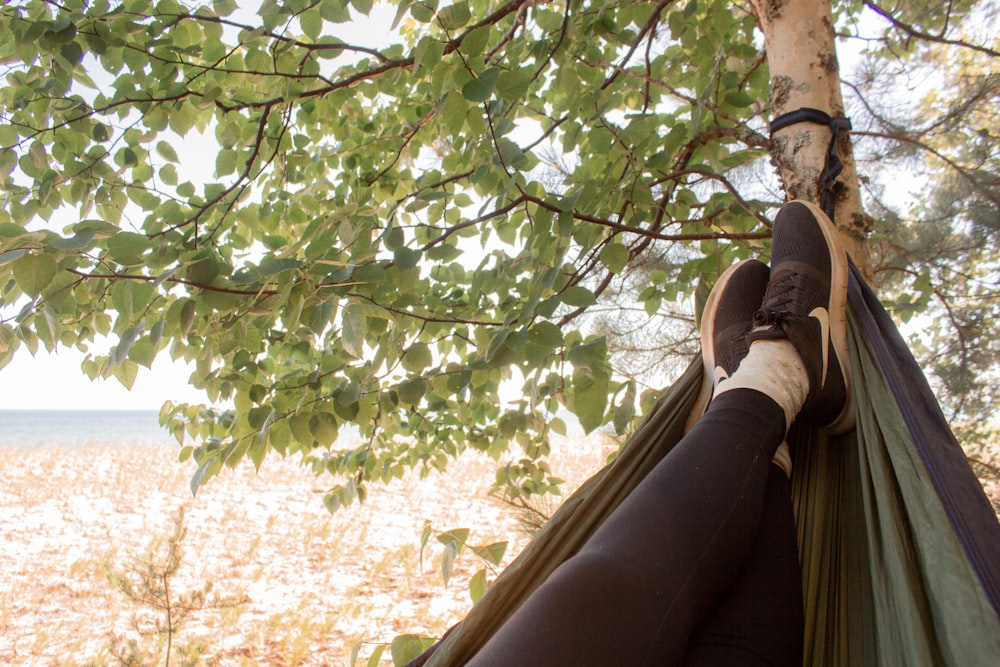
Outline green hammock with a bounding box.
[421,266,1000,666]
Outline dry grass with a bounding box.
[0,436,613,667]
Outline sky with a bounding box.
[0,347,205,410]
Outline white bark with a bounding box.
[750,0,872,278]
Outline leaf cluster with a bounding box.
[0,0,780,502]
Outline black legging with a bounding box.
[466,388,803,666]
[684,464,803,666]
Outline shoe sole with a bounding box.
[684,259,762,432]
[787,200,855,434]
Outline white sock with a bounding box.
[713,339,809,432]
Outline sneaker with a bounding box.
[746,201,854,433]
[685,258,770,431]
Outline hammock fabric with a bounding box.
[420,265,1000,666]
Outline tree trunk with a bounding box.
[750,0,873,279]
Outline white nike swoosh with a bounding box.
[809,306,830,388]
[714,365,730,387]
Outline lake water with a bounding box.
[0,410,175,448]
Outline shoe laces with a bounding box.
[752,269,800,327]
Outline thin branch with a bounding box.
[161,11,392,62]
[518,192,770,241]
[151,102,277,240]
[600,0,677,92]
[866,2,1000,59]
[216,0,529,111]
[853,130,1000,206]
[419,197,528,254]
[346,292,502,327]
[367,107,437,185]
[65,267,276,296]
[675,167,772,228]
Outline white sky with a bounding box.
[0,348,204,410]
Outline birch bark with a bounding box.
[750,0,873,278]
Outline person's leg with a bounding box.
[683,463,804,667]
[411,464,801,667]
[467,202,849,667]
[466,383,792,666]
[468,262,800,666]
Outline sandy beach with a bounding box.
[1,428,995,666]
[0,436,611,666]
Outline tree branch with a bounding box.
[866,2,1000,59]
[853,130,1000,206]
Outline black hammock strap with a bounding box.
[770,107,852,222]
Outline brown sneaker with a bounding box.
[685,259,770,430]
[746,201,855,433]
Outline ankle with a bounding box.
[714,339,809,431]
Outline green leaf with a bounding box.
[258,257,302,276]
[438,90,467,135]
[570,370,609,433]
[495,68,533,101]
[342,305,366,358]
[128,337,156,369]
[469,568,487,603]
[471,541,507,566]
[190,455,219,497]
[0,249,27,265]
[35,305,58,350]
[51,228,96,251]
[461,25,491,56]
[391,0,414,30]
[113,359,139,391]
[462,68,500,102]
[396,378,426,405]
[560,286,597,308]
[437,1,470,30]
[156,141,179,163]
[568,337,607,373]
[113,321,144,367]
[213,0,238,16]
[215,149,237,177]
[168,105,196,136]
[613,380,636,435]
[724,91,755,108]
[180,299,197,336]
[599,243,629,273]
[350,0,374,14]
[419,520,432,571]
[310,412,339,446]
[440,541,457,586]
[12,254,57,297]
[437,528,469,548]
[365,644,385,667]
[402,342,432,372]
[411,2,434,22]
[527,321,563,348]
[60,42,83,65]
[390,635,430,666]
[106,232,150,266]
[301,7,323,40]
[413,36,445,73]
[394,246,421,270]
[159,164,178,185]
